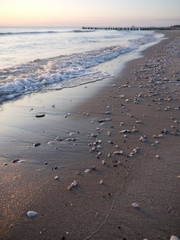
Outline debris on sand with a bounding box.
[27,211,37,218]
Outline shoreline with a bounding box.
[0,30,180,240]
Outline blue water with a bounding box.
[0,27,163,104]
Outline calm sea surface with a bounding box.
[0,27,163,103]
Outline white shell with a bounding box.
[84,169,91,173]
[54,176,59,180]
[71,180,77,187]
[99,180,103,185]
[132,202,139,208]
[170,236,180,240]
[27,211,37,218]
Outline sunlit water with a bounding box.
[0,27,163,103]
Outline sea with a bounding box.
[0,27,164,104]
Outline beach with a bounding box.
[0,30,180,240]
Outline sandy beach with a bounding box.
[0,30,180,240]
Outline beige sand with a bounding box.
[0,31,179,240]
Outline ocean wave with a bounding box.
[0,34,158,104]
[0,29,94,36]
[0,31,61,36]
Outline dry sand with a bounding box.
[0,31,180,240]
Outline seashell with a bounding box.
[99,180,103,185]
[107,153,112,157]
[27,211,37,218]
[97,152,102,158]
[89,147,96,153]
[120,122,124,126]
[136,120,143,124]
[105,111,111,115]
[119,130,131,134]
[47,141,55,145]
[131,127,138,133]
[113,150,123,155]
[54,176,59,180]
[119,94,125,98]
[107,131,111,136]
[55,136,64,141]
[71,180,77,187]
[105,118,111,121]
[91,133,98,138]
[132,202,139,208]
[65,138,76,142]
[108,140,113,144]
[156,155,160,159]
[170,236,180,240]
[102,160,106,165]
[139,136,146,142]
[91,165,96,171]
[84,169,91,173]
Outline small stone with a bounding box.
[105,111,111,115]
[102,160,106,165]
[139,136,146,142]
[170,236,180,240]
[156,155,160,159]
[132,202,139,208]
[91,133,98,138]
[55,136,64,141]
[84,169,91,173]
[11,159,20,163]
[34,143,41,147]
[35,113,45,118]
[136,120,143,124]
[91,165,96,171]
[97,152,102,158]
[99,180,103,185]
[113,150,123,155]
[54,176,59,180]
[27,211,37,218]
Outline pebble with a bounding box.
[34,143,41,147]
[91,133,98,138]
[132,202,139,208]
[102,160,106,165]
[68,180,78,190]
[54,176,59,180]
[136,120,143,124]
[99,180,103,185]
[156,155,160,159]
[84,169,91,173]
[35,113,45,118]
[113,150,123,155]
[11,159,20,163]
[139,136,146,142]
[27,211,37,218]
[55,136,64,141]
[170,236,180,240]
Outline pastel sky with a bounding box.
[0,0,180,27]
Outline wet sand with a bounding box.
[0,31,180,240]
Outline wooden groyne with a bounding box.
[82,25,180,31]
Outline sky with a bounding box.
[0,0,180,27]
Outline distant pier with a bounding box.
[82,25,180,31]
